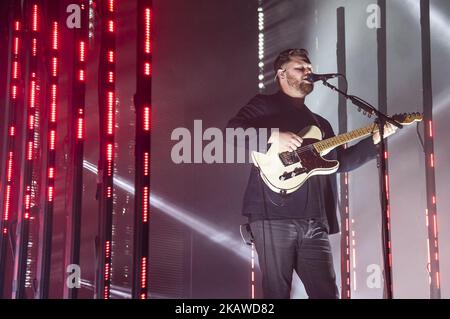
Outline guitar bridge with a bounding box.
[279,167,307,181]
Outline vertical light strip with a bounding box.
[257,1,264,92]
[0,7,23,296]
[63,0,89,300]
[420,0,441,299]
[351,220,357,292]
[97,0,116,299]
[132,0,152,299]
[336,7,351,299]
[251,244,256,299]
[12,1,41,299]
[36,9,60,298]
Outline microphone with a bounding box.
[304,73,340,83]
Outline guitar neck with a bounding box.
[314,123,377,153]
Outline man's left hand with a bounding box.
[372,122,398,144]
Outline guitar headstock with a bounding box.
[392,112,423,126]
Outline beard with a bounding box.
[286,74,314,96]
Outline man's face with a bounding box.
[281,56,314,96]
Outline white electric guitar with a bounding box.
[251,113,423,194]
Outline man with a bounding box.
[227,49,397,299]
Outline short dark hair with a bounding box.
[273,48,311,73]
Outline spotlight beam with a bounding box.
[83,160,251,262]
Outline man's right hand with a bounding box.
[268,131,303,153]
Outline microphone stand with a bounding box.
[321,80,403,299]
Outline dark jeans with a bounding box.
[250,219,339,299]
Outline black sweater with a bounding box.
[226,91,378,234]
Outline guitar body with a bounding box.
[251,125,339,194]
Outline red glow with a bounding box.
[108,50,114,63]
[144,8,151,54]
[107,92,114,135]
[4,185,12,221]
[29,115,34,130]
[107,186,112,197]
[79,69,85,81]
[107,144,113,176]
[32,4,38,32]
[385,174,389,200]
[27,141,33,160]
[430,153,434,167]
[429,121,433,138]
[384,151,388,160]
[52,57,58,77]
[52,22,58,49]
[108,0,114,12]
[48,186,54,202]
[144,152,149,176]
[14,37,19,55]
[143,106,150,131]
[48,167,54,179]
[12,61,18,79]
[107,143,113,162]
[25,193,31,210]
[79,41,86,62]
[432,195,436,205]
[30,80,36,108]
[77,118,84,139]
[7,152,13,181]
[11,85,17,99]
[144,62,151,76]
[108,20,114,33]
[9,127,15,136]
[49,130,56,150]
[32,38,37,56]
[14,21,20,31]
[141,257,147,289]
[105,241,111,258]
[108,71,114,83]
[51,84,57,122]
[104,263,110,281]
[143,187,149,223]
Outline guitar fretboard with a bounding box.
[313,124,377,153]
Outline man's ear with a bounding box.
[277,69,285,79]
